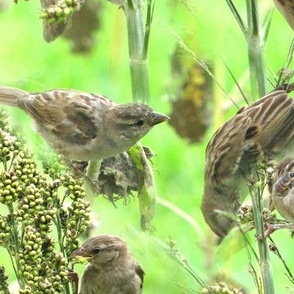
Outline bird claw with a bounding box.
[68,269,79,294]
[263,222,277,238]
[263,222,294,238]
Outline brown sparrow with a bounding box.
[0,86,169,162]
[271,157,294,223]
[71,235,144,294]
[273,0,294,30]
[202,88,294,238]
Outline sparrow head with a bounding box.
[105,103,169,149]
[71,235,144,293]
[71,235,128,268]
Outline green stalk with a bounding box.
[246,0,267,97]
[248,168,275,294]
[227,2,273,292]
[225,0,246,35]
[226,0,267,97]
[246,2,274,293]
[123,0,151,102]
[120,0,157,229]
[8,205,23,287]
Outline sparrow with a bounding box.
[273,0,294,31]
[202,87,294,238]
[0,86,169,162]
[71,235,144,294]
[271,157,294,223]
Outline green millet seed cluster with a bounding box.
[0,265,10,294]
[238,205,279,227]
[40,0,84,23]
[17,228,68,293]
[58,174,91,256]
[0,109,91,293]
[201,282,244,294]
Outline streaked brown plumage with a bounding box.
[202,89,294,238]
[271,157,294,222]
[273,0,294,31]
[0,86,169,161]
[71,235,144,294]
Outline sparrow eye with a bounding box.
[134,119,145,127]
[92,248,101,254]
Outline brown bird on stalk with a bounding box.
[0,86,169,162]
[273,0,294,31]
[71,235,144,294]
[271,157,294,223]
[202,86,294,238]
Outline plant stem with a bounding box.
[8,204,23,286]
[225,0,246,35]
[128,144,157,230]
[249,168,275,294]
[121,0,157,229]
[123,0,150,102]
[86,160,101,182]
[137,145,156,230]
[226,0,267,97]
[228,1,274,292]
[246,0,267,97]
[246,3,273,290]
[143,0,155,58]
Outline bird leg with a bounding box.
[86,160,102,180]
[264,222,294,238]
[68,269,79,294]
[82,160,103,200]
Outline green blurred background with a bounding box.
[0,0,294,293]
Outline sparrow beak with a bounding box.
[70,247,93,260]
[150,112,170,126]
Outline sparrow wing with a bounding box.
[18,90,113,144]
[241,91,294,154]
[205,114,253,186]
[18,90,68,126]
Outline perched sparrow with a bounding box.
[71,235,144,294]
[0,86,168,161]
[202,88,294,238]
[271,157,294,223]
[273,0,294,31]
